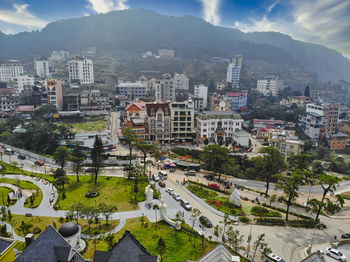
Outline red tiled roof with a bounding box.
[16,105,35,112]
[258,127,270,132]
[145,102,170,116]
[226,92,247,97]
[0,88,14,94]
[125,101,145,111]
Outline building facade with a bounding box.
[68,57,94,84]
[196,111,243,144]
[158,49,175,58]
[0,88,18,112]
[225,91,247,111]
[0,60,24,82]
[80,90,111,110]
[226,54,243,87]
[146,103,171,143]
[170,101,195,142]
[42,79,63,109]
[174,74,189,90]
[34,59,50,77]
[271,135,301,159]
[118,82,148,99]
[194,84,208,110]
[257,76,284,97]
[155,74,175,102]
[12,75,34,95]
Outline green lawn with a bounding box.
[83,218,219,262]
[4,214,119,238]
[0,186,14,205]
[71,119,107,133]
[24,189,43,208]
[55,175,149,211]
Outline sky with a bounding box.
[0,0,349,57]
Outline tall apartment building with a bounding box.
[226,54,243,87]
[12,75,34,95]
[158,49,175,58]
[42,79,63,109]
[0,88,18,112]
[146,102,171,143]
[118,82,148,99]
[49,50,70,61]
[271,135,301,159]
[225,91,247,111]
[174,74,189,90]
[196,111,243,144]
[0,60,24,82]
[80,90,111,110]
[170,101,195,142]
[257,76,284,97]
[155,74,175,102]
[34,59,51,77]
[194,84,208,110]
[68,57,94,84]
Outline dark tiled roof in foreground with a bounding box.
[0,237,15,255]
[93,231,159,262]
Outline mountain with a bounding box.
[0,8,349,82]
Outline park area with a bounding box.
[71,117,107,133]
[54,175,149,211]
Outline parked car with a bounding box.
[341,233,350,239]
[267,253,286,262]
[199,216,213,228]
[246,148,253,152]
[185,170,196,176]
[180,199,192,211]
[4,148,14,155]
[166,188,174,195]
[152,175,160,182]
[34,160,44,166]
[158,171,168,178]
[204,174,214,181]
[208,183,220,189]
[158,181,166,188]
[326,248,346,261]
[17,154,26,160]
[172,193,182,201]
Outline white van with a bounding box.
[4,148,14,155]
[158,171,168,179]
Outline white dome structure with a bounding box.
[58,222,82,251]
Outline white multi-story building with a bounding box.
[194,84,208,110]
[226,54,243,87]
[12,75,34,95]
[170,100,195,142]
[196,111,243,144]
[174,74,189,90]
[0,88,18,112]
[68,57,94,84]
[49,50,70,61]
[0,60,24,82]
[118,82,148,99]
[158,49,175,58]
[155,74,175,102]
[34,59,50,77]
[257,76,284,96]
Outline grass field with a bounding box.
[71,118,107,133]
[55,175,149,211]
[83,217,219,262]
[0,186,14,205]
[5,214,119,238]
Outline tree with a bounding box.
[18,221,33,235]
[190,208,201,241]
[91,135,104,184]
[53,168,69,191]
[157,237,166,259]
[200,145,235,182]
[70,202,85,224]
[304,85,310,97]
[226,226,244,251]
[153,204,160,231]
[71,147,85,182]
[269,194,277,207]
[122,127,139,173]
[308,174,341,221]
[105,234,115,250]
[220,213,231,243]
[275,172,303,221]
[128,165,144,200]
[98,203,117,225]
[259,146,286,196]
[287,154,312,171]
[136,141,155,176]
[82,206,96,229]
[214,224,222,241]
[53,146,69,168]
[252,233,271,261]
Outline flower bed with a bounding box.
[250,206,282,217]
[255,217,286,226]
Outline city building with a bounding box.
[271,135,301,159]
[309,89,335,102]
[0,88,18,112]
[216,81,226,91]
[280,96,311,107]
[188,244,239,262]
[326,133,348,150]
[0,237,16,261]
[170,100,195,142]
[253,119,285,129]
[226,54,243,87]
[117,82,148,99]
[11,75,34,95]
[42,79,63,109]
[146,102,171,143]
[0,60,24,82]
[60,131,114,151]
[232,129,250,147]
[257,76,284,97]
[196,111,243,144]
[194,84,208,110]
[93,231,159,262]
[126,101,147,120]
[80,90,111,110]
[225,91,247,111]
[299,112,322,140]
[174,74,189,90]
[63,93,80,111]
[68,57,94,84]
[34,58,51,77]
[155,74,175,102]
[158,49,175,58]
[49,50,70,61]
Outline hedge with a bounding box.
[251,206,282,218]
[261,203,312,220]
[255,218,286,226]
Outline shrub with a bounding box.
[243,197,249,201]
[59,217,65,223]
[255,218,286,226]
[288,219,326,229]
[239,216,250,223]
[85,191,100,198]
[251,206,281,217]
[32,227,41,234]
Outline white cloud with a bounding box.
[199,0,221,25]
[87,0,128,13]
[233,0,350,56]
[0,3,47,28]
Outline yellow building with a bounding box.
[0,237,17,262]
